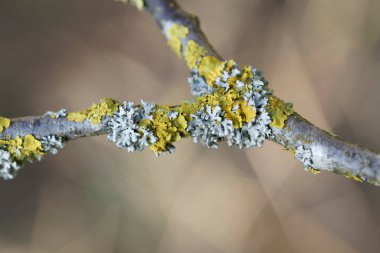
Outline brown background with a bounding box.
[1,0,380,252]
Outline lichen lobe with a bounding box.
[267,96,294,128]
[68,98,119,124]
[0,117,10,133]
[167,24,189,58]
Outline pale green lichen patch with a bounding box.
[68,98,119,124]
[0,117,10,133]
[167,24,189,58]
[184,40,208,69]
[267,96,294,128]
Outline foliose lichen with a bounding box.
[41,135,65,155]
[188,69,215,96]
[166,24,189,58]
[116,0,144,11]
[44,109,67,119]
[0,134,44,180]
[184,40,208,69]
[108,59,276,155]
[107,100,159,153]
[267,96,294,128]
[294,145,319,174]
[0,116,10,133]
[0,133,67,180]
[68,98,119,124]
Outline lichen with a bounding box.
[68,98,119,124]
[184,40,208,69]
[41,135,65,155]
[0,134,45,180]
[308,167,321,175]
[295,145,317,174]
[148,106,188,154]
[116,0,144,11]
[198,56,224,86]
[0,116,10,133]
[332,169,365,183]
[167,24,189,58]
[44,109,67,119]
[107,101,158,153]
[267,96,294,128]
[188,69,215,96]
[108,60,274,155]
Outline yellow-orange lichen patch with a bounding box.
[184,40,208,69]
[198,56,224,86]
[68,98,119,124]
[0,134,44,161]
[267,96,294,128]
[0,117,10,133]
[167,24,189,58]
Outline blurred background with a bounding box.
[1,0,380,252]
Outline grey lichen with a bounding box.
[107,101,158,152]
[44,109,67,119]
[0,149,21,180]
[295,144,319,174]
[187,62,273,149]
[188,69,215,96]
[41,135,65,155]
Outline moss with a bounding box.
[267,96,294,128]
[167,24,189,58]
[198,56,224,86]
[0,117,10,133]
[184,40,208,69]
[68,98,119,124]
[0,134,44,161]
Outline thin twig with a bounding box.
[1,0,379,185]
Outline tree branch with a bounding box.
[140,0,380,185]
[0,0,379,186]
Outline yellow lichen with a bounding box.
[184,40,208,69]
[68,98,119,124]
[0,116,11,133]
[0,134,44,161]
[198,56,224,86]
[148,106,188,153]
[351,175,364,183]
[116,0,144,11]
[144,61,258,153]
[333,169,364,183]
[167,24,189,58]
[343,173,364,183]
[307,167,321,175]
[267,96,294,128]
